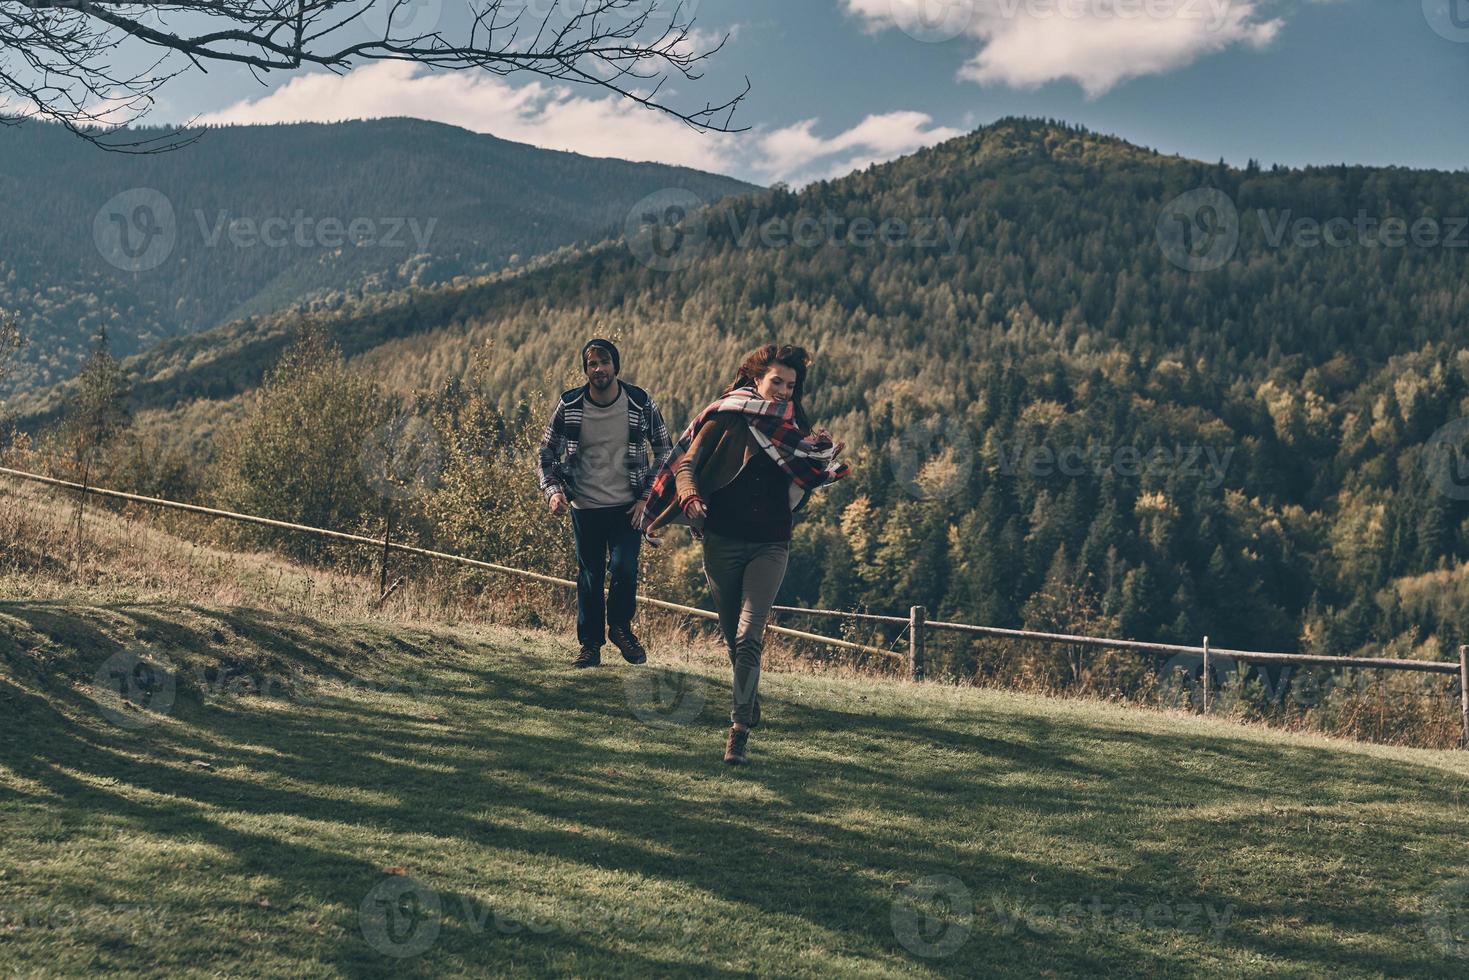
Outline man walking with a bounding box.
[537,339,673,668]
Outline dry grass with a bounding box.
[1,473,1460,750]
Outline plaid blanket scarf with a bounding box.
[637,390,849,537]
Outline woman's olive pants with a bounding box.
[701,530,790,728]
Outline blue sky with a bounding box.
[143,0,1468,185]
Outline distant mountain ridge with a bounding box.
[0,117,759,396]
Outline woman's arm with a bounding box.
[676,414,734,517]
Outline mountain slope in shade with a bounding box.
[0,117,758,396]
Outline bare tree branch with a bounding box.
[0,0,749,152]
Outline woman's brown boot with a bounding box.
[723,726,749,765]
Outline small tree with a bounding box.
[1021,546,1118,691]
[212,324,390,561]
[424,345,575,587]
[59,327,132,570]
[0,309,22,445]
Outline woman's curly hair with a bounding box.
[725,343,813,432]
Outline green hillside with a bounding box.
[0,118,757,397]
[2,594,1467,977]
[10,117,1469,703]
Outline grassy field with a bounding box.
[3,590,1469,978]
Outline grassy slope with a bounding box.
[2,593,1468,978]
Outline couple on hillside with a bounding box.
[536,339,849,765]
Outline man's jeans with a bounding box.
[701,530,790,728]
[571,505,641,649]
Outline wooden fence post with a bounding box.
[1201,635,1211,714]
[378,511,393,599]
[1459,645,1468,750]
[909,606,926,682]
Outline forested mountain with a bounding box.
[0,117,758,397]
[14,117,1469,663]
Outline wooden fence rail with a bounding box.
[4,464,1466,748]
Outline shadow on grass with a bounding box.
[1,599,1466,977]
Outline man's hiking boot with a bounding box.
[723,726,749,765]
[573,646,602,669]
[608,626,647,665]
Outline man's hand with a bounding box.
[548,492,569,517]
[627,499,648,527]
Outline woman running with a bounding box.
[639,344,849,765]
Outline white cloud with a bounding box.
[197,61,741,172]
[196,61,965,186]
[846,0,1286,97]
[755,111,966,184]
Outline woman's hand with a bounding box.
[685,499,707,520]
[810,428,844,456]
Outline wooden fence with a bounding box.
[4,463,1466,748]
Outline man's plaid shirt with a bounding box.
[536,382,673,503]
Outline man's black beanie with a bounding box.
[582,338,620,373]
